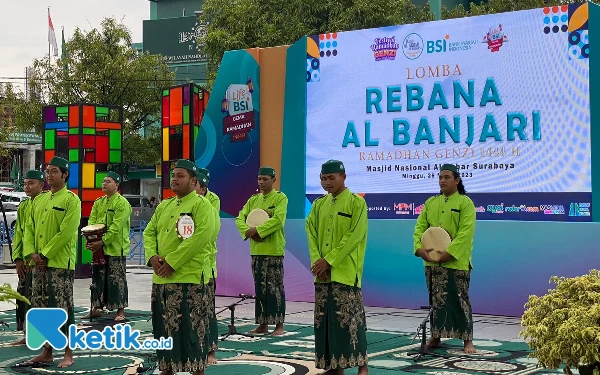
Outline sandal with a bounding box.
[114,315,126,322]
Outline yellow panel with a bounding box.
[82,163,95,188]
[568,3,588,32]
[162,128,169,161]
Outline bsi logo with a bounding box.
[402,33,423,60]
[427,35,449,54]
[26,308,173,351]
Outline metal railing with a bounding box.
[0,221,148,265]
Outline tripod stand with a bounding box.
[407,267,449,362]
[219,294,255,341]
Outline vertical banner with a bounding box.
[195,50,260,216]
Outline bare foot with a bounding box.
[426,337,441,348]
[10,338,26,346]
[159,370,174,375]
[271,323,284,336]
[82,308,102,319]
[208,350,217,365]
[357,365,369,375]
[464,340,477,354]
[248,324,268,334]
[30,347,54,363]
[57,348,74,368]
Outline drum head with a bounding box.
[82,224,106,233]
[421,227,452,252]
[246,209,270,227]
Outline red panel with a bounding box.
[84,151,95,162]
[44,150,55,163]
[69,189,79,197]
[96,122,122,130]
[182,125,190,159]
[162,188,175,200]
[82,189,104,201]
[82,201,93,217]
[83,105,95,127]
[96,136,109,163]
[68,135,79,149]
[162,96,170,127]
[69,105,79,127]
[83,135,94,148]
[193,94,199,125]
[170,87,183,126]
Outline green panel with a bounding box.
[83,128,95,135]
[81,236,92,265]
[194,125,199,143]
[95,171,107,188]
[44,130,55,149]
[194,86,199,94]
[69,128,79,134]
[109,130,122,149]
[281,38,307,219]
[183,105,190,124]
[68,149,79,162]
[56,106,68,117]
[163,89,169,96]
[96,106,109,117]
[109,150,122,163]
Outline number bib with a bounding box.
[176,214,195,239]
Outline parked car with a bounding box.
[0,202,18,231]
[124,195,155,228]
[0,191,28,205]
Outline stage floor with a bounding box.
[0,267,547,375]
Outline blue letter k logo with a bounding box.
[26,308,68,350]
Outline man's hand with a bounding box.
[245,227,258,239]
[15,259,25,279]
[436,250,454,263]
[251,233,263,242]
[157,261,175,278]
[150,255,165,275]
[30,254,47,270]
[416,248,434,262]
[86,240,103,252]
[311,258,331,281]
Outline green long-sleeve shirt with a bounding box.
[143,191,216,284]
[23,187,82,270]
[205,189,220,279]
[235,190,288,256]
[88,193,132,257]
[12,198,34,265]
[306,188,368,288]
[413,192,476,271]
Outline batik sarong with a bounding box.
[31,266,75,336]
[151,282,211,372]
[314,282,368,370]
[425,265,474,341]
[91,256,129,310]
[251,255,286,325]
[207,277,218,350]
[15,265,32,331]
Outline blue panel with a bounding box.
[44,122,68,130]
[590,2,600,221]
[68,163,79,189]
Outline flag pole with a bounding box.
[48,6,51,97]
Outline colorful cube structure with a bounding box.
[160,83,209,199]
[42,104,123,275]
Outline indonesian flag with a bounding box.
[48,9,58,57]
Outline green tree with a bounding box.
[0,83,25,157]
[22,18,174,165]
[442,0,586,20]
[198,0,433,88]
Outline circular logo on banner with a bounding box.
[176,215,195,239]
[402,33,424,60]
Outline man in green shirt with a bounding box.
[306,159,369,375]
[195,168,221,364]
[83,171,132,322]
[144,159,216,375]
[11,170,45,346]
[235,166,288,336]
[23,156,81,368]
[413,163,477,354]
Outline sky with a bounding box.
[0,0,149,93]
